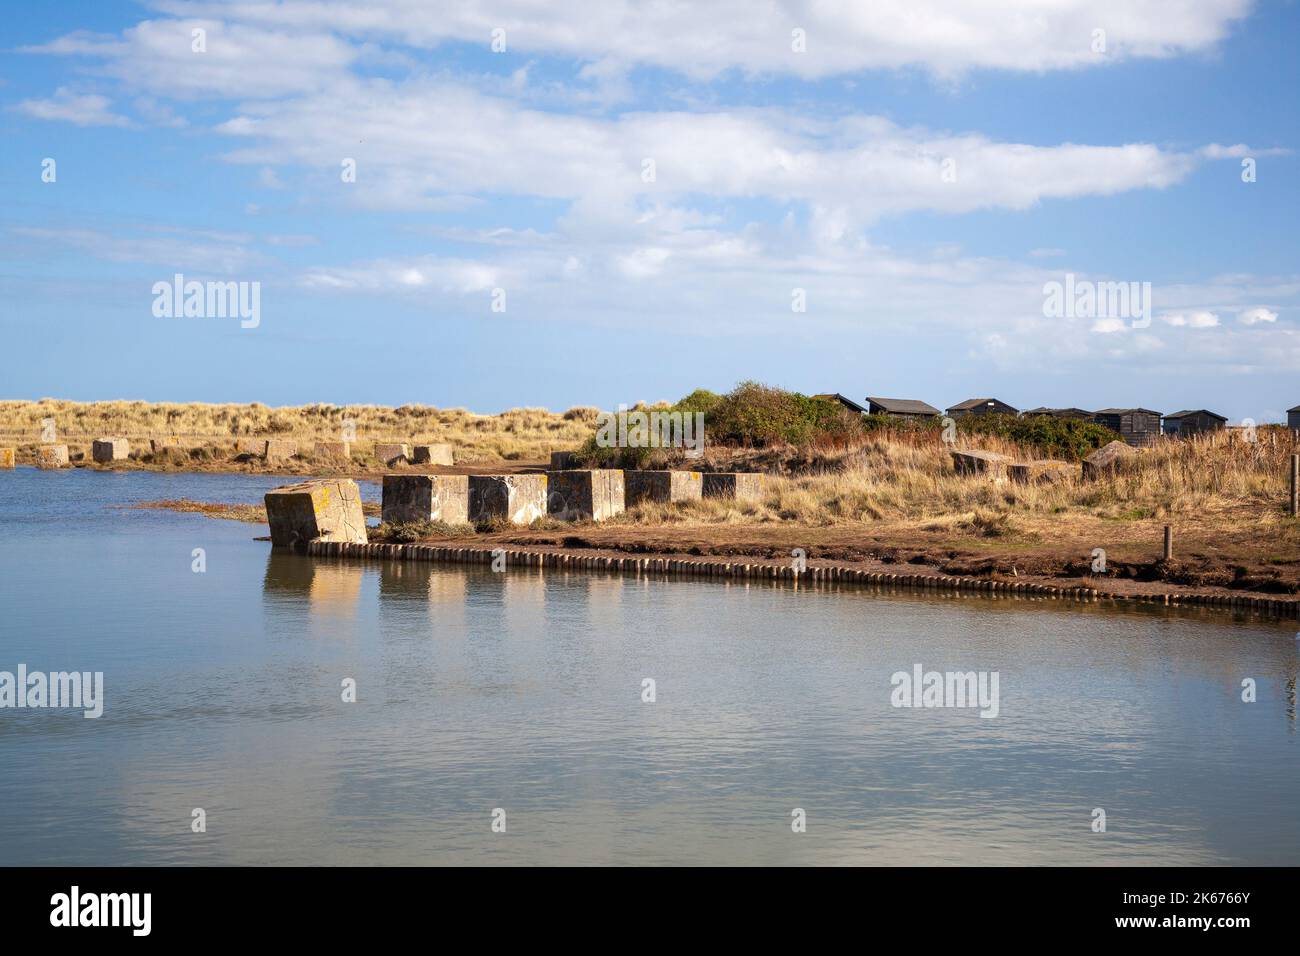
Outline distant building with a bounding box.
[1093,408,1162,447]
[1162,409,1227,437]
[945,398,1019,418]
[865,396,941,420]
[812,393,868,414]
[1289,405,1300,430]
[1022,407,1094,420]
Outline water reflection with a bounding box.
[3,467,1298,865]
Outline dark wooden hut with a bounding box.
[865,396,940,420]
[944,397,1019,418]
[1161,409,1227,437]
[1093,408,1162,447]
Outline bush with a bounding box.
[959,414,1117,460]
[686,381,862,447]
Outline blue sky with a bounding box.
[1,1,1296,419]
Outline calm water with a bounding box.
[0,467,1296,866]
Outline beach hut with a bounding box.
[1092,408,1162,447]
[865,397,941,420]
[1161,409,1227,437]
[812,393,868,414]
[945,398,1019,418]
[1021,407,1093,420]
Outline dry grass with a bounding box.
[0,399,593,463]
[608,428,1299,540]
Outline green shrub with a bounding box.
[959,414,1117,460]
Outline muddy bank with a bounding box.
[137,496,1299,609]
[306,538,1300,620]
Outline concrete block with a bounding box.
[265,439,298,464]
[264,478,368,550]
[92,438,130,463]
[374,443,410,465]
[36,445,70,469]
[950,449,1011,482]
[150,437,182,454]
[237,438,268,457]
[0,448,14,469]
[547,469,624,521]
[382,474,470,524]
[1009,460,1074,484]
[1083,440,1140,480]
[702,472,765,500]
[412,443,453,466]
[468,474,548,525]
[624,470,704,506]
[314,440,352,460]
[550,451,578,470]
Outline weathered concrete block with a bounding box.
[702,472,765,500]
[382,474,469,524]
[1082,440,1140,480]
[468,474,548,525]
[1009,460,1074,484]
[624,470,704,506]
[92,438,130,463]
[412,443,453,466]
[265,439,298,464]
[547,469,624,521]
[550,451,578,470]
[374,443,410,465]
[314,440,352,460]
[264,478,368,550]
[950,449,1011,482]
[0,448,14,469]
[237,438,268,457]
[36,445,70,469]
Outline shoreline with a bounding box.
[303,539,1300,621]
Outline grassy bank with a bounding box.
[0,398,595,465]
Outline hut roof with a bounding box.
[1093,407,1162,416]
[947,397,1008,411]
[812,393,867,414]
[865,396,940,415]
[1163,409,1227,422]
[1023,406,1093,417]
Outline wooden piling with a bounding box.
[1163,525,1173,561]
[1290,453,1299,516]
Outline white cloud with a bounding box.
[210,80,1203,225]
[1091,317,1127,334]
[11,87,130,127]
[1198,143,1291,158]
[1237,307,1278,325]
[1161,311,1220,328]
[155,0,1253,78]
[24,19,359,98]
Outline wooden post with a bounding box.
[1163,525,1173,561]
[1291,454,1299,516]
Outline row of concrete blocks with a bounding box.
[234,439,453,465]
[950,441,1140,484]
[265,470,764,549]
[301,539,1300,618]
[8,442,126,469]
[380,469,765,525]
